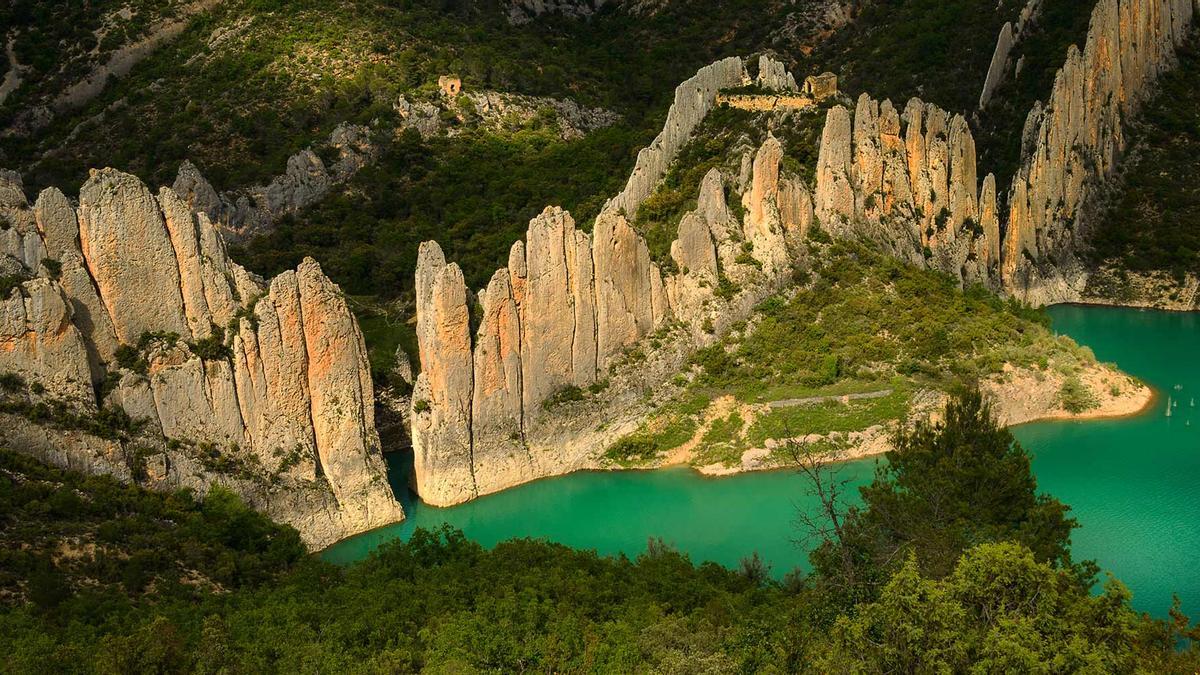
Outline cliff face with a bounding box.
[979,0,1045,109]
[1001,0,1196,304]
[412,58,809,506]
[814,94,999,286]
[604,57,750,217]
[814,0,1194,301]
[412,0,1197,506]
[0,168,402,549]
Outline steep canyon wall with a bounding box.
[412,58,814,506]
[816,0,1195,303]
[0,169,401,548]
[414,0,1197,505]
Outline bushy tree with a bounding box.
[823,542,1163,673]
[811,389,1081,597]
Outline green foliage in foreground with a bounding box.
[3,394,1199,672]
[830,542,1186,673]
[812,391,1079,596]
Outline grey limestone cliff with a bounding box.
[412,0,1198,505]
[0,168,402,549]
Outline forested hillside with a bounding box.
[3,395,1197,672]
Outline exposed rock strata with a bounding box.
[0,168,402,548]
[812,0,1195,299]
[604,56,750,217]
[414,0,1197,505]
[815,94,997,285]
[1001,0,1196,304]
[979,0,1046,109]
[177,92,619,240]
[506,0,615,23]
[414,128,799,505]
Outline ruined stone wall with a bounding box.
[0,169,401,549]
[715,94,816,112]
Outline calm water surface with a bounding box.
[324,304,1200,616]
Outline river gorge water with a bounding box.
[324,304,1200,617]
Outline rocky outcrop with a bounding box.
[810,0,1195,300]
[506,0,616,23]
[815,94,998,285]
[414,127,799,505]
[173,122,379,241]
[0,168,402,549]
[605,57,749,217]
[1001,0,1196,304]
[463,91,621,140]
[979,0,1045,109]
[178,91,619,239]
[756,55,799,92]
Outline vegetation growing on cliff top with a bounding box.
[2,396,1197,672]
[606,242,1098,468]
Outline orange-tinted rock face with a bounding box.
[1001,0,1193,304]
[77,169,189,344]
[1,168,402,549]
[412,137,803,507]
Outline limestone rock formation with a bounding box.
[756,55,799,91]
[979,0,1045,109]
[173,122,378,241]
[980,22,1016,109]
[0,168,402,549]
[1002,0,1195,304]
[809,0,1195,300]
[412,0,1199,509]
[814,94,998,284]
[605,57,749,216]
[506,0,615,23]
[414,126,801,506]
[411,242,477,507]
[0,278,94,408]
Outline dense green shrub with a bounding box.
[1059,375,1099,414]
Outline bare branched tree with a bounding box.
[783,438,858,588]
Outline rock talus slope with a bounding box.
[0,168,402,549]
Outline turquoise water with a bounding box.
[1012,305,1200,616]
[324,304,1200,616]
